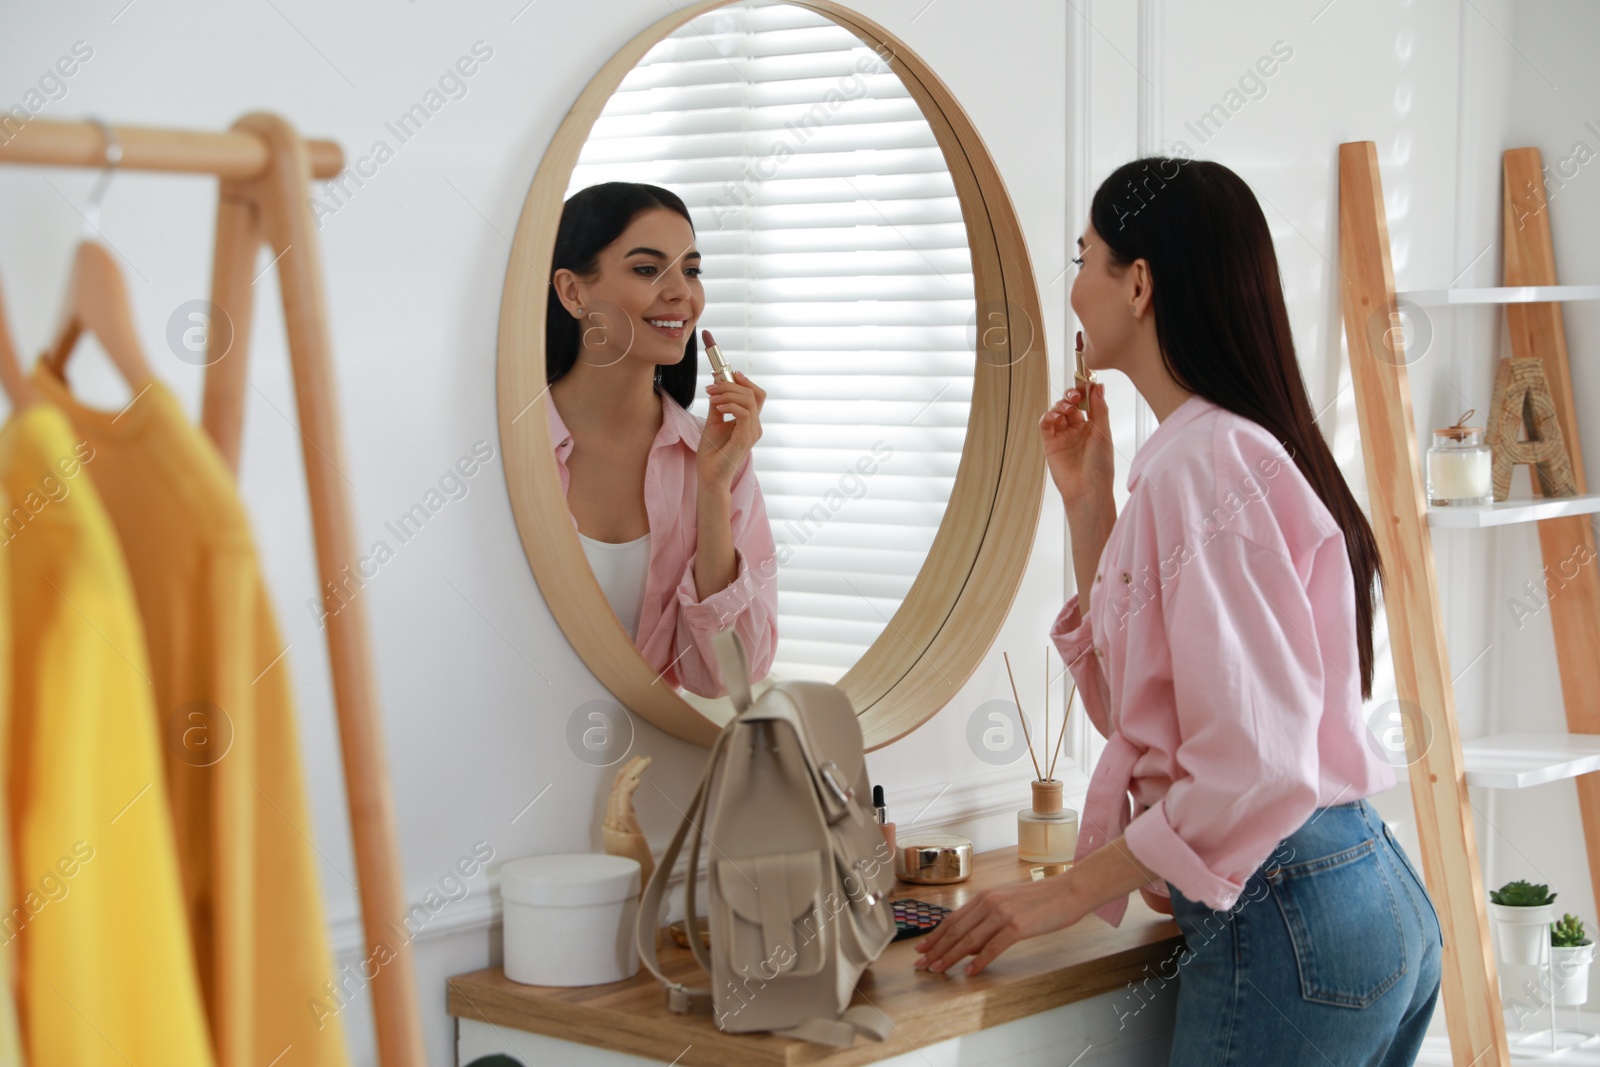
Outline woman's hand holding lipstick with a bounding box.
[1040,330,1114,510]
[697,329,765,491]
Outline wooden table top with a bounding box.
[447,847,1184,1067]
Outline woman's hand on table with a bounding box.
[913,834,1167,976]
[912,873,1088,978]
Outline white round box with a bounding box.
[500,853,641,986]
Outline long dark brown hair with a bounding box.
[546,181,699,409]
[1090,157,1384,699]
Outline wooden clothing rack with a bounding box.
[1340,141,1600,1064]
[0,115,425,1066]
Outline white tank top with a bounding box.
[578,531,652,640]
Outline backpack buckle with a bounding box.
[667,983,692,1014]
[818,761,853,815]
[851,857,880,905]
[667,982,711,1015]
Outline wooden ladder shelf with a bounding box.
[1339,141,1600,1065]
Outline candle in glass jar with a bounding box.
[1426,425,1492,505]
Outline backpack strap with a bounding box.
[637,634,754,1011]
[683,631,758,978]
[681,764,717,978]
[634,725,731,1015]
[711,628,752,712]
[771,1005,894,1047]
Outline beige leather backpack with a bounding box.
[635,629,897,1046]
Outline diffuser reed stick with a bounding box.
[1048,667,1077,782]
[1002,652,1044,781]
[1004,647,1080,784]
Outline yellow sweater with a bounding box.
[31,368,349,1067]
[0,401,213,1065]
[0,474,17,1067]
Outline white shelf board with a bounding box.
[1398,285,1600,305]
[1428,492,1600,528]
[1419,1007,1600,1064]
[1462,732,1600,789]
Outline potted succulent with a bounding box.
[1551,913,1595,1006]
[1490,880,1558,965]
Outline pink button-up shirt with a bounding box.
[1052,392,1395,926]
[547,387,779,698]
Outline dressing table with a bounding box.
[448,847,1184,1066]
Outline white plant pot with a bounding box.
[1552,942,1595,1007]
[1490,901,1556,966]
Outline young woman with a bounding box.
[545,181,778,698]
[913,159,1443,1064]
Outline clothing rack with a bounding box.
[0,115,425,1066]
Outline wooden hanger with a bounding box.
[40,241,155,389]
[39,117,155,391]
[0,273,34,410]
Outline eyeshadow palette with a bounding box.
[891,897,952,942]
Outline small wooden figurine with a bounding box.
[601,754,655,893]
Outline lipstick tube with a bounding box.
[1073,330,1094,414]
[702,329,736,384]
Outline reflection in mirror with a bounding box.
[560,0,976,690]
[545,185,780,700]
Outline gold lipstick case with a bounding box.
[704,340,736,384]
[1073,343,1095,414]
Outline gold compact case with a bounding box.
[895,832,974,884]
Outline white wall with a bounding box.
[1,1,1594,1063]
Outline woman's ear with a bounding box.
[552,268,585,319]
[1129,258,1155,320]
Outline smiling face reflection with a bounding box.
[551,208,706,379]
[544,184,781,699]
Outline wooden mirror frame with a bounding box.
[497,0,1047,750]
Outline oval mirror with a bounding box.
[498,0,1046,749]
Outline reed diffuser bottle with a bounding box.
[1006,650,1080,864]
[1018,779,1078,864]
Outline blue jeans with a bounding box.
[1165,798,1443,1066]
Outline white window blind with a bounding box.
[565,1,975,685]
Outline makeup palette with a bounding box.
[891,897,952,942]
